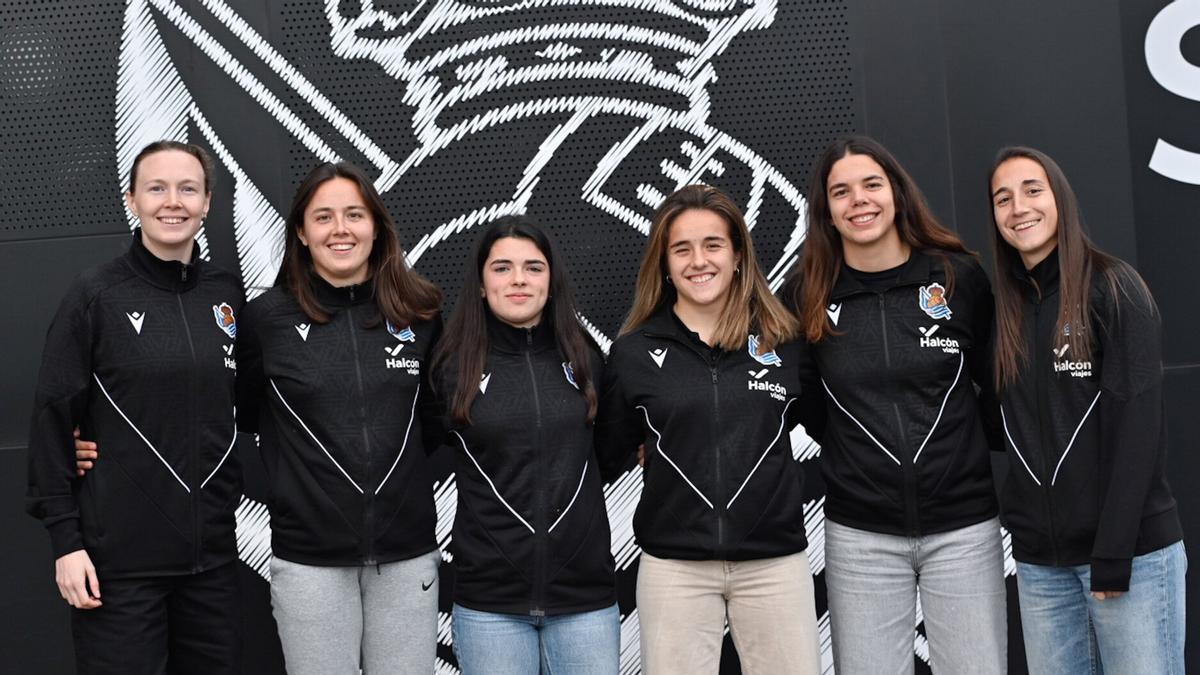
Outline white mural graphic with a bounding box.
[114,0,1005,670]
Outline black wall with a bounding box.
[2,0,1195,672]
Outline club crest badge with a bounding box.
[387,321,416,342]
[748,334,782,367]
[918,283,953,320]
[562,362,578,390]
[212,303,237,338]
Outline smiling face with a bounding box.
[125,150,211,262]
[826,152,904,266]
[665,208,741,314]
[481,236,550,328]
[991,156,1060,269]
[298,177,377,286]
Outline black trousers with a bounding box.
[71,561,241,675]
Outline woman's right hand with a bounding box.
[73,427,98,476]
[55,550,102,609]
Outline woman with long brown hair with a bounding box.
[235,161,445,674]
[597,184,819,674]
[989,146,1184,674]
[784,136,1005,673]
[431,216,618,674]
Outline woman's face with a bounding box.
[125,150,211,261]
[298,177,376,286]
[991,157,1059,269]
[481,236,550,328]
[665,208,741,313]
[826,152,900,256]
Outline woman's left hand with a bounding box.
[1092,591,1125,601]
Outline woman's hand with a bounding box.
[1092,591,1125,601]
[55,550,102,609]
[73,427,98,476]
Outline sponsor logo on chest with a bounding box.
[1052,344,1092,378]
[222,343,237,371]
[917,324,960,354]
[747,367,787,401]
[383,343,420,374]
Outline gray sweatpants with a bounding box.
[270,550,441,675]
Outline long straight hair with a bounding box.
[988,146,1152,388]
[432,216,598,426]
[791,136,973,342]
[620,184,798,351]
[276,162,440,327]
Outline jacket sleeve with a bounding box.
[791,337,828,444]
[594,344,642,483]
[25,281,95,558]
[234,298,267,434]
[1088,269,1165,592]
[963,259,1004,453]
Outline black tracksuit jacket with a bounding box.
[436,315,615,616]
[596,305,810,561]
[782,251,999,537]
[998,250,1181,591]
[235,276,441,566]
[26,230,244,578]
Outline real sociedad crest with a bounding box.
[748,334,782,367]
[919,283,953,320]
[562,361,578,389]
[212,302,237,338]
[387,321,416,342]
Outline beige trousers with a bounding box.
[636,550,820,675]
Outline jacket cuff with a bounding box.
[1090,557,1132,592]
[47,518,84,559]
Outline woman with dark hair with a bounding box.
[235,161,444,674]
[783,136,1005,673]
[27,140,244,673]
[988,147,1184,674]
[597,184,819,674]
[431,215,618,674]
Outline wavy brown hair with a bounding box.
[988,146,1152,388]
[620,184,798,351]
[433,216,598,425]
[276,162,440,327]
[790,136,973,342]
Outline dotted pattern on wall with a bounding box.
[0,1,127,237]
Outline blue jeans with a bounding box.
[1016,541,1187,675]
[824,517,1007,675]
[451,603,619,675]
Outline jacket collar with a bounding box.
[125,227,200,292]
[640,302,718,354]
[1017,248,1060,300]
[309,272,374,309]
[486,310,556,354]
[830,249,935,300]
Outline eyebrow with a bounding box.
[670,235,727,248]
[489,258,545,265]
[828,174,884,191]
[991,179,1046,198]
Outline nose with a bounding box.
[332,214,351,233]
[849,185,869,205]
[512,266,527,285]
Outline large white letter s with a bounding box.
[1146,0,1200,185]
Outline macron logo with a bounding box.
[918,325,939,337]
[826,303,842,326]
[384,343,405,356]
[1053,344,1070,358]
[126,311,145,334]
[295,323,311,341]
[479,373,492,394]
[748,368,769,379]
[222,344,234,355]
[649,348,668,368]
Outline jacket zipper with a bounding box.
[346,291,375,566]
[524,329,547,616]
[878,294,919,537]
[711,356,726,554]
[176,292,202,572]
[1030,296,1061,564]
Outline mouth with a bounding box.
[1013,219,1039,232]
[686,272,716,284]
[328,242,356,253]
[847,212,879,226]
[157,216,188,225]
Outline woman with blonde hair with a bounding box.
[597,184,819,674]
